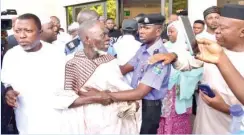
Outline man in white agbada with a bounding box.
[113,19,141,85]
[68,22,79,39]
[148,4,244,134]
[1,13,66,134]
[55,20,141,134]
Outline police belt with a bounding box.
[142,99,161,106]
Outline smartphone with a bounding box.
[198,84,215,98]
[179,16,199,56]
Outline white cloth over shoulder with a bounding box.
[196,31,216,42]
[114,35,141,85]
[57,59,141,134]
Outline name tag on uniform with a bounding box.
[68,42,75,49]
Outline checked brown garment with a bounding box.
[64,51,114,92]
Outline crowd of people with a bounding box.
[1,3,244,134]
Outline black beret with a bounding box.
[138,13,165,25]
[221,4,244,20]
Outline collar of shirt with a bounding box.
[75,36,82,46]
[141,38,164,56]
[74,35,80,41]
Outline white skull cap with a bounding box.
[39,16,52,25]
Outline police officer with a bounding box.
[86,13,171,134]
[65,10,99,55]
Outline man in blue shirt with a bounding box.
[85,13,171,134]
[65,10,99,55]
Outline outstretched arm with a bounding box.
[216,53,244,104]
[196,38,244,104]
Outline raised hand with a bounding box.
[148,53,177,65]
[5,90,19,107]
[196,38,224,64]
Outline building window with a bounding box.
[173,0,187,14]
[67,6,73,25]
[123,0,161,20]
[217,0,244,7]
[66,0,117,26]
[106,0,117,20]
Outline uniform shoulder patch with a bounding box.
[152,64,163,75]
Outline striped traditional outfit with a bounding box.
[58,51,141,134]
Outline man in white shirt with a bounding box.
[197,6,220,41]
[51,16,72,53]
[114,19,141,84]
[1,13,65,134]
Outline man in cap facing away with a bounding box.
[113,19,141,85]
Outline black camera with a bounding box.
[1,9,17,31]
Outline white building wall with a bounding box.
[1,0,104,31]
[62,0,101,6]
[1,0,67,31]
[188,0,217,25]
[2,0,221,31]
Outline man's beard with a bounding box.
[93,46,107,56]
[21,40,41,51]
[209,23,218,30]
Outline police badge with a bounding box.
[144,17,150,23]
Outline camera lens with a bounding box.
[1,19,12,31]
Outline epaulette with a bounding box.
[65,38,80,52]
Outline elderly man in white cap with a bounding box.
[68,22,79,39]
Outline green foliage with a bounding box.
[106,0,116,19]
[89,4,103,16]
[67,6,73,25]
[66,0,117,25]
[173,0,187,14]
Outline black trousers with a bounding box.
[140,99,162,134]
[1,83,18,134]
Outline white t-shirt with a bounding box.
[196,31,216,41]
[193,49,244,134]
[1,41,66,134]
[53,31,72,53]
[113,35,141,84]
